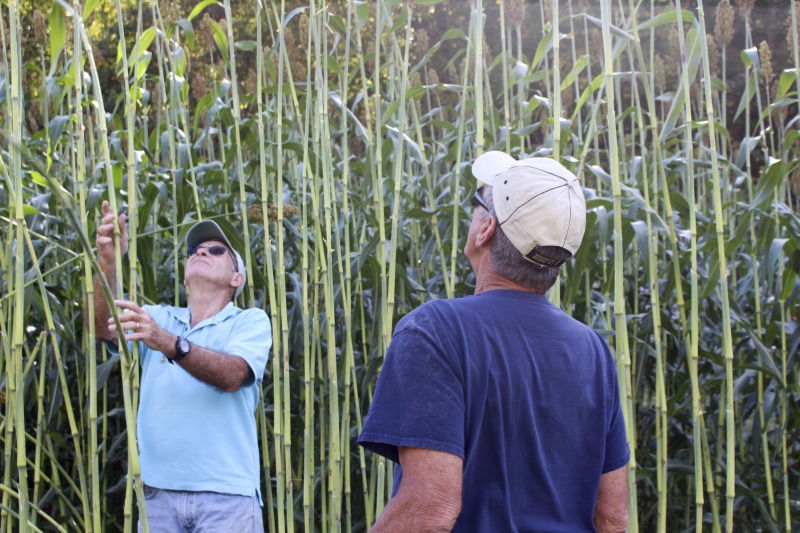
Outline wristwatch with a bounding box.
[171,336,191,365]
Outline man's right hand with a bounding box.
[96,200,128,265]
[92,200,128,343]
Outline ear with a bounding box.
[230,271,245,290]
[474,214,496,248]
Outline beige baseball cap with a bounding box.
[471,151,586,267]
[185,220,247,299]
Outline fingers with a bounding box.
[107,302,144,333]
[114,299,141,312]
[97,201,129,261]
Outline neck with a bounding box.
[187,289,232,327]
[472,252,543,295]
[474,270,541,295]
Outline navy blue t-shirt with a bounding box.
[359,290,630,532]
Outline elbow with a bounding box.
[438,501,461,532]
[422,495,461,532]
[594,509,629,533]
[222,365,253,393]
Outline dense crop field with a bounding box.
[1,0,799,531]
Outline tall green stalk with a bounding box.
[599,2,636,529]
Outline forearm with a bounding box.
[176,342,253,392]
[593,466,629,533]
[92,263,118,343]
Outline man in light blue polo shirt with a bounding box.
[93,200,271,532]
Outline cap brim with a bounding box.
[186,220,247,300]
[472,151,516,185]
[186,220,234,251]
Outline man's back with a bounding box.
[360,289,629,531]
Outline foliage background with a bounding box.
[1,0,800,531]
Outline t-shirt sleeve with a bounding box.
[599,332,630,473]
[223,308,272,385]
[358,313,465,464]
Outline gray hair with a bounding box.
[479,187,569,293]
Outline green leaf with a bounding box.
[328,14,347,36]
[212,20,230,65]
[777,69,796,101]
[733,71,758,122]
[530,28,554,70]
[387,6,409,34]
[83,0,101,19]
[175,20,196,50]
[22,204,40,216]
[113,164,123,189]
[30,171,48,187]
[635,7,695,31]
[188,0,218,21]
[49,3,67,75]
[571,73,604,120]
[234,40,258,52]
[753,159,785,208]
[740,46,759,69]
[559,56,588,92]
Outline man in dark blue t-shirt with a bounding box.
[359,152,630,532]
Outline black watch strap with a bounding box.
[171,336,191,364]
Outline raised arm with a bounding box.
[593,464,629,533]
[370,447,463,533]
[109,299,258,392]
[92,200,128,344]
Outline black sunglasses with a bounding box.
[471,187,492,213]
[188,244,238,271]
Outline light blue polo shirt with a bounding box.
[135,302,271,499]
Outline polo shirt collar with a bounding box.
[168,302,238,329]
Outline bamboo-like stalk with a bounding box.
[626,4,668,529]
[7,0,30,529]
[671,6,708,530]
[598,3,636,530]
[696,4,736,531]
[254,2,277,531]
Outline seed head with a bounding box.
[248,203,299,222]
[714,0,734,47]
[735,0,754,22]
[427,67,439,86]
[706,35,719,77]
[758,40,773,84]
[198,14,216,55]
[33,10,47,49]
[786,3,800,54]
[159,0,181,28]
[413,29,429,60]
[27,105,40,133]
[299,12,309,47]
[789,169,800,199]
[242,68,258,97]
[481,34,493,66]
[654,55,665,92]
[505,0,526,31]
[191,74,208,101]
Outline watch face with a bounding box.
[179,338,191,354]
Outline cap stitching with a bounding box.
[497,183,569,226]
